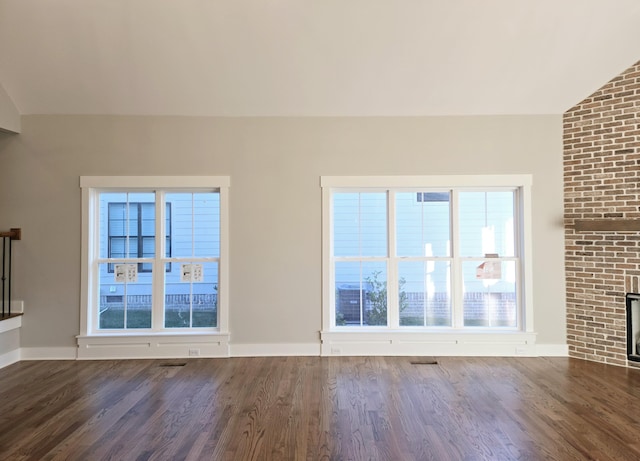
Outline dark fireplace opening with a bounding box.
[626,293,640,362]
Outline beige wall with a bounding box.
[0,115,566,349]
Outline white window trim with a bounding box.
[78,176,230,359]
[320,175,535,356]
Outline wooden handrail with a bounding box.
[0,228,21,240]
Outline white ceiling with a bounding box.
[1,0,640,116]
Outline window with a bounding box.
[322,175,533,334]
[80,176,230,339]
[107,201,171,273]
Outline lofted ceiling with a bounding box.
[1,0,640,117]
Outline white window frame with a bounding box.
[320,175,536,356]
[78,176,230,359]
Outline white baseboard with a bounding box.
[535,344,569,356]
[0,348,21,368]
[0,340,570,370]
[21,347,77,360]
[76,333,230,359]
[230,343,321,357]
[320,330,541,357]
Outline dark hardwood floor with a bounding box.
[1,356,640,460]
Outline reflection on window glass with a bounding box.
[462,260,517,327]
[396,192,450,257]
[398,261,451,327]
[329,184,521,331]
[458,191,515,257]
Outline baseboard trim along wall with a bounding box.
[230,343,322,357]
[320,331,542,357]
[21,347,77,360]
[76,333,231,360]
[0,341,569,367]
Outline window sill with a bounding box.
[78,330,227,337]
[76,331,230,359]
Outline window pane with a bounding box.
[167,192,220,258]
[140,202,154,218]
[128,239,138,258]
[458,191,515,257]
[108,219,125,237]
[335,261,387,326]
[398,261,451,327]
[195,193,220,257]
[102,193,155,260]
[166,205,172,257]
[109,237,126,259]
[334,192,387,257]
[140,214,155,236]
[462,260,517,327]
[101,193,126,258]
[141,237,155,257]
[333,193,358,257]
[396,192,450,257]
[164,262,218,328]
[108,203,126,236]
[97,262,152,329]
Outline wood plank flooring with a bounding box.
[1,356,640,460]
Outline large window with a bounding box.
[322,176,533,333]
[80,177,229,337]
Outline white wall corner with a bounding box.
[0,348,20,369]
[0,82,20,133]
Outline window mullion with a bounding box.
[387,190,398,328]
[152,191,165,331]
[451,189,464,329]
[137,203,143,259]
[89,190,101,334]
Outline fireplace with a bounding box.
[627,293,640,362]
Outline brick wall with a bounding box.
[564,60,640,366]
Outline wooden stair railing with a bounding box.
[0,228,21,319]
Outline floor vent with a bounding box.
[159,362,187,367]
[410,359,438,365]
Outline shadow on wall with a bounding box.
[0,130,18,154]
